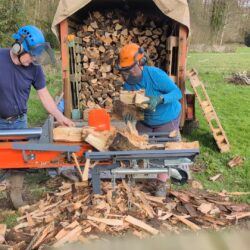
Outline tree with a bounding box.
[0,0,26,47]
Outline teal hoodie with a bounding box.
[123,66,182,126]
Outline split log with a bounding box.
[53,225,82,248]
[134,92,149,109]
[119,90,149,110]
[83,129,116,151]
[53,126,83,142]
[32,223,54,249]
[109,132,141,151]
[113,100,144,121]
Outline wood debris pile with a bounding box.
[70,9,174,110]
[227,71,250,85]
[1,181,250,249]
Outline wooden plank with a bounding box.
[60,19,72,118]
[165,141,199,150]
[173,215,201,231]
[32,223,54,249]
[87,216,123,226]
[133,190,155,218]
[55,221,79,240]
[72,153,84,181]
[124,215,159,235]
[82,153,91,181]
[53,225,82,248]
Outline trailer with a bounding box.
[52,0,196,130]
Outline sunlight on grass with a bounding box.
[27,66,62,127]
[187,47,250,201]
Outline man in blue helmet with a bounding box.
[0,25,74,209]
[0,25,74,129]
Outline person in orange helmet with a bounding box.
[117,43,182,197]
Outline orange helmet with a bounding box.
[118,43,144,70]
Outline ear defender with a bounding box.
[135,47,148,66]
[11,33,29,56]
[11,41,23,55]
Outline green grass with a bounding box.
[27,65,62,127]
[186,46,250,201]
[0,212,19,228]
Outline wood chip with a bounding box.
[197,203,213,214]
[191,180,203,189]
[228,156,244,168]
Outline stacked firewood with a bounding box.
[72,10,170,110]
[1,181,250,249]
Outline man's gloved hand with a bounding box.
[123,112,136,124]
[145,96,163,112]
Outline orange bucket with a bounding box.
[88,109,111,131]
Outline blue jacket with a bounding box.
[123,66,182,126]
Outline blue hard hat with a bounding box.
[12,25,45,56]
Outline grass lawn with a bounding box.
[186,46,250,201]
[27,65,62,127]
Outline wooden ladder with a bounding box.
[188,69,230,153]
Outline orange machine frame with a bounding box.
[0,142,91,168]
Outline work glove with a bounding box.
[145,96,163,112]
[123,112,136,124]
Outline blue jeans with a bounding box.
[0,114,27,129]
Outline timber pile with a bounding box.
[2,181,250,249]
[72,10,170,110]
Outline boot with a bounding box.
[154,181,167,197]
